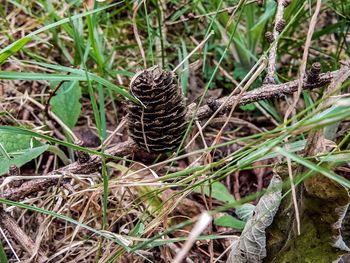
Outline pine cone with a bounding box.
[127,66,188,153]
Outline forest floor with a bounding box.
[0,0,350,262]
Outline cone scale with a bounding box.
[128,66,188,153]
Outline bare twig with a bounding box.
[0,67,345,202]
[164,0,257,26]
[0,209,48,263]
[0,140,137,201]
[188,69,339,121]
[133,0,147,68]
[264,0,288,84]
[172,31,214,73]
[171,212,212,263]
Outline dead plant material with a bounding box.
[0,65,347,202]
[0,209,48,263]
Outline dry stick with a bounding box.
[133,0,147,68]
[0,139,136,201]
[283,0,322,236]
[225,0,246,31]
[189,69,338,121]
[0,225,20,261]
[0,69,342,202]
[172,31,214,73]
[165,0,257,26]
[0,209,48,263]
[210,61,267,148]
[212,47,278,126]
[171,212,212,263]
[185,58,264,149]
[264,0,286,84]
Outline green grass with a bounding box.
[1,0,350,261]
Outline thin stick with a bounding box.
[172,31,214,73]
[211,61,267,147]
[0,226,20,262]
[133,0,147,68]
[185,57,266,149]
[22,91,78,142]
[264,0,287,84]
[0,210,48,262]
[171,212,212,263]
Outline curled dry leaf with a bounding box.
[227,175,282,263]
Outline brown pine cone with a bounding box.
[127,66,188,153]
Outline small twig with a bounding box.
[165,0,257,26]
[188,69,339,121]
[185,58,266,149]
[100,117,127,149]
[44,74,70,118]
[13,88,79,142]
[0,209,48,263]
[0,67,346,202]
[171,212,212,263]
[0,140,136,201]
[210,62,267,147]
[264,0,289,84]
[172,31,214,73]
[133,0,147,68]
[0,225,20,261]
[285,0,322,120]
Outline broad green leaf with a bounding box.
[0,36,32,65]
[214,215,245,230]
[0,133,35,152]
[0,131,49,175]
[194,181,235,203]
[50,81,81,128]
[0,145,49,175]
[194,180,256,222]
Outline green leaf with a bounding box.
[194,181,235,203]
[0,131,49,175]
[214,215,245,229]
[50,81,81,129]
[0,132,35,152]
[0,239,8,263]
[0,36,32,65]
[0,145,49,175]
